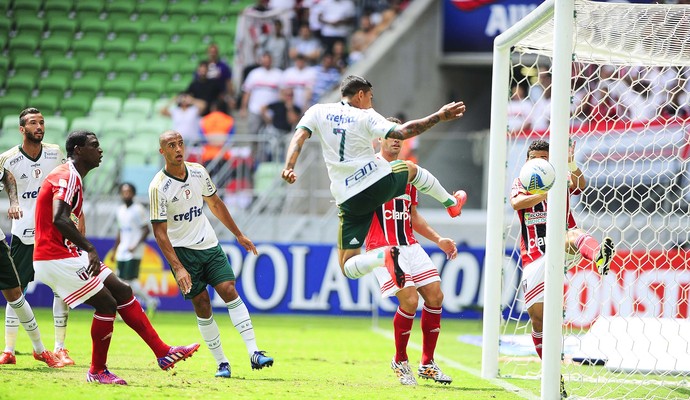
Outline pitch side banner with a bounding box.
[9,239,486,318]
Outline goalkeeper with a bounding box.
[510,139,615,398]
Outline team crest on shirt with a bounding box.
[183,189,192,200]
[32,168,42,179]
[524,211,547,226]
[76,267,90,281]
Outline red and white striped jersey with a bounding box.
[511,178,578,267]
[365,184,418,251]
[34,161,83,261]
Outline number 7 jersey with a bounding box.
[296,101,398,204]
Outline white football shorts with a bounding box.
[372,243,441,298]
[34,252,112,308]
[522,252,579,309]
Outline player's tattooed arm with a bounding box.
[2,169,22,219]
[283,128,310,184]
[390,101,466,140]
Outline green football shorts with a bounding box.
[172,244,235,300]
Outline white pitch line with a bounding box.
[372,326,539,400]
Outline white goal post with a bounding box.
[482,0,690,399]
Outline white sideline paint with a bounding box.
[373,327,539,400]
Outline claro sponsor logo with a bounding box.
[528,236,546,250]
[383,209,410,221]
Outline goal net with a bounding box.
[483,0,690,399]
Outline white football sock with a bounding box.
[8,295,45,353]
[4,303,19,354]
[343,248,386,279]
[226,297,258,356]
[410,166,456,207]
[52,293,69,350]
[197,315,228,365]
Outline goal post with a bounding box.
[483,0,690,399]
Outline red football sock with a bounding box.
[420,304,442,365]
[117,296,169,358]
[90,313,115,373]
[575,234,599,261]
[393,307,415,363]
[532,331,543,359]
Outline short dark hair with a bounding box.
[119,182,136,195]
[66,130,96,158]
[340,75,372,97]
[527,139,549,158]
[19,108,41,126]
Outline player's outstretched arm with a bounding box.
[510,192,548,211]
[151,221,192,295]
[1,168,22,219]
[204,193,258,255]
[388,101,466,141]
[410,205,457,260]
[282,127,310,184]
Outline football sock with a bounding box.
[197,315,228,364]
[410,166,456,207]
[532,331,543,359]
[420,304,442,365]
[226,297,259,355]
[4,303,19,353]
[393,307,415,363]
[575,234,599,261]
[343,248,385,279]
[117,296,169,358]
[90,313,115,373]
[53,293,69,350]
[8,295,45,353]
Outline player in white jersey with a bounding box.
[110,182,158,317]
[150,131,274,378]
[282,75,467,289]
[0,108,72,366]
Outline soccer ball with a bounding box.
[519,158,556,194]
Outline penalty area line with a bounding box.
[372,326,539,400]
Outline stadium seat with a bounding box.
[179,22,209,39]
[44,0,74,14]
[104,0,136,17]
[59,95,92,122]
[102,37,135,60]
[5,73,37,92]
[101,118,136,137]
[40,34,73,59]
[165,79,189,97]
[134,38,166,58]
[101,77,135,99]
[120,164,160,197]
[29,96,60,116]
[70,76,102,98]
[114,58,146,80]
[0,132,20,151]
[1,115,17,133]
[90,97,122,118]
[0,58,9,77]
[147,20,175,37]
[12,0,42,14]
[79,19,111,39]
[69,116,103,134]
[165,40,199,58]
[12,57,43,77]
[133,78,167,100]
[254,162,284,196]
[226,1,248,16]
[15,18,46,34]
[135,118,172,137]
[121,98,153,119]
[71,36,104,59]
[37,75,69,99]
[46,18,78,37]
[111,20,144,42]
[122,150,151,166]
[8,35,39,54]
[136,1,166,18]
[196,2,226,18]
[74,0,104,15]
[147,61,177,81]
[43,115,69,138]
[0,95,29,122]
[152,98,171,115]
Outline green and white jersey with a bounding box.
[296,101,398,204]
[0,143,65,244]
[149,162,218,250]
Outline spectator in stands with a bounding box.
[348,13,377,65]
[289,23,323,66]
[528,66,551,102]
[508,83,532,132]
[206,44,235,110]
[261,88,301,161]
[262,19,290,70]
[282,53,317,110]
[303,0,325,39]
[310,53,342,104]
[317,0,356,53]
[160,93,206,146]
[240,52,283,136]
[372,0,407,36]
[331,40,349,72]
[186,61,222,115]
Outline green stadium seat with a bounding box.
[44,0,74,14]
[135,118,172,137]
[74,0,104,14]
[12,0,43,13]
[134,37,166,57]
[0,132,21,151]
[152,98,171,115]
[146,20,175,37]
[29,96,60,116]
[226,1,248,16]
[59,95,92,122]
[40,34,73,59]
[209,18,239,39]
[38,74,70,94]
[196,2,226,18]
[8,35,39,53]
[12,57,43,77]
[71,36,103,58]
[136,1,166,17]
[165,79,189,97]
[122,150,151,166]
[5,73,37,92]
[101,77,135,99]
[0,58,9,76]
[113,58,146,78]
[90,96,122,118]
[165,39,200,57]
[147,61,176,81]
[79,19,111,37]
[179,22,209,38]
[111,20,144,41]
[254,162,285,196]
[0,15,9,32]
[79,58,111,81]
[15,18,46,34]
[101,118,136,137]
[121,97,153,119]
[167,2,197,17]
[102,37,135,59]
[105,0,136,15]
[166,14,191,25]
[69,116,103,134]
[1,115,18,133]
[133,78,166,100]
[0,95,29,123]
[43,115,69,138]
[46,18,78,36]
[70,76,102,97]
[46,58,78,79]
[119,163,160,195]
